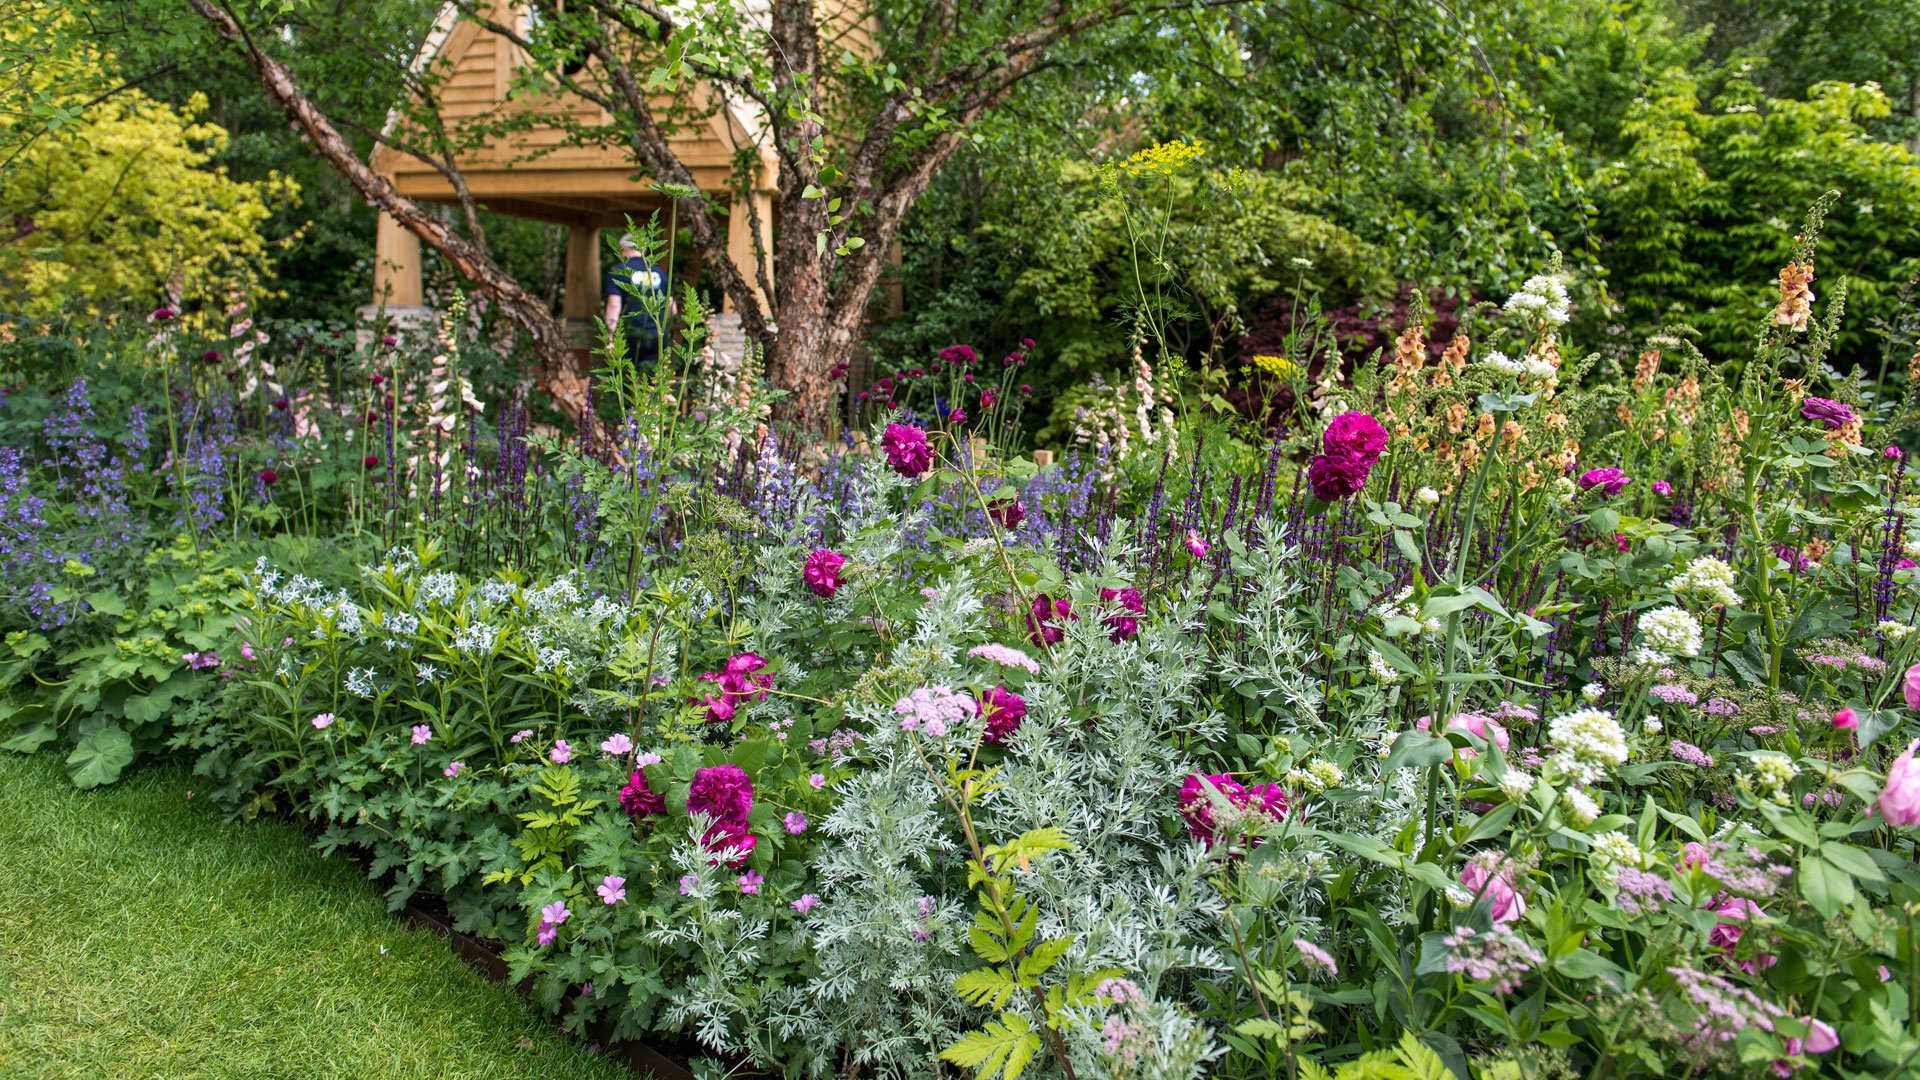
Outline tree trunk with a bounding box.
[185,0,602,441]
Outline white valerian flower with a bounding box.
[1549,708,1629,785]
[1480,351,1525,376]
[1504,273,1572,325]
[1645,716,1664,734]
[1307,759,1344,790]
[1666,555,1742,608]
[1564,787,1601,826]
[1498,770,1536,802]
[1415,486,1440,506]
[1551,476,1578,504]
[1521,357,1559,382]
[1582,682,1606,704]
[1367,649,1399,684]
[1639,605,1704,660]
[1590,831,1643,869]
[1879,620,1916,641]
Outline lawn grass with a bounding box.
[0,751,634,1080]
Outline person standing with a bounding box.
[602,232,675,369]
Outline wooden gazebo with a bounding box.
[364,1,782,352]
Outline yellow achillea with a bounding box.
[1123,140,1206,176]
[1250,354,1298,379]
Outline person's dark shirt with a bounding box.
[603,256,667,346]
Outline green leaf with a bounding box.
[1798,853,1854,919]
[85,590,127,616]
[939,1014,1040,1080]
[954,968,1021,1010]
[66,725,135,789]
[2,721,58,754]
[1017,935,1071,980]
[1383,730,1454,771]
[1820,843,1885,882]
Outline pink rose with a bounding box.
[1708,896,1777,975]
[1877,738,1920,827]
[1577,468,1631,496]
[882,422,934,477]
[1904,665,1920,711]
[1831,707,1857,731]
[1459,857,1526,924]
[1307,452,1372,502]
[803,549,846,598]
[1323,412,1387,464]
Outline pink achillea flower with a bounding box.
[600,733,634,756]
[895,686,977,737]
[619,770,666,818]
[1293,939,1338,975]
[978,686,1027,746]
[598,875,627,905]
[737,870,764,895]
[783,811,808,835]
[311,713,336,729]
[1577,467,1631,496]
[791,893,819,914]
[550,740,574,764]
[882,422,934,477]
[1027,594,1074,645]
[967,642,1039,673]
[803,549,846,598]
[411,724,433,745]
[1670,740,1716,768]
[443,761,465,778]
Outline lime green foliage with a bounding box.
[1296,1032,1456,1080]
[0,751,631,1080]
[0,5,296,323]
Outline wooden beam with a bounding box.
[372,210,423,307]
[723,190,774,314]
[564,222,600,320]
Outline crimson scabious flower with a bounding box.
[1577,467,1630,496]
[803,549,846,598]
[1099,586,1145,642]
[363,454,380,468]
[978,686,1027,746]
[946,407,968,425]
[258,468,279,485]
[980,388,998,410]
[200,349,221,363]
[1799,397,1855,429]
[1027,594,1074,644]
[619,769,667,818]
[882,422,934,477]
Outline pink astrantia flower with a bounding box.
[597,875,627,905]
[783,811,808,835]
[443,761,465,778]
[1831,707,1858,731]
[978,686,1028,746]
[803,549,847,598]
[600,733,634,756]
[1577,467,1631,496]
[882,422,934,477]
[1027,594,1074,645]
[311,713,336,729]
[619,770,667,818]
[737,870,764,894]
[1878,739,1920,826]
[411,724,433,745]
[550,740,574,764]
[791,893,819,914]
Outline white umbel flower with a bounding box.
[1639,605,1703,660]
[1549,708,1629,785]
[1666,556,1742,608]
[1564,787,1600,826]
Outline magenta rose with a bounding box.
[1178,773,1247,846]
[1099,586,1146,642]
[989,499,1025,530]
[1027,594,1074,645]
[882,422,934,477]
[1322,412,1388,464]
[1799,397,1856,429]
[1708,895,1777,975]
[1307,452,1372,501]
[1904,664,1920,711]
[688,763,756,861]
[803,549,846,598]
[1577,467,1631,496]
[979,686,1028,746]
[619,770,667,818]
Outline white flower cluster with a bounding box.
[1367,649,1399,684]
[416,571,459,608]
[1666,555,1742,608]
[1285,759,1346,794]
[452,622,498,655]
[1504,274,1572,325]
[1747,752,1799,796]
[525,576,583,614]
[1590,831,1643,869]
[1635,605,1703,663]
[1375,586,1440,635]
[1564,787,1601,826]
[1548,707,1629,785]
[345,666,376,698]
[1880,620,1916,641]
[1498,769,1535,802]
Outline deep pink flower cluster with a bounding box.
[978,686,1027,746]
[883,423,934,477]
[1799,397,1856,429]
[619,769,667,818]
[1577,467,1631,496]
[697,653,773,722]
[1307,412,1387,502]
[1099,587,1146,642]
[687,763,756,864]
[1178,773,1289,847]
[1027,594,1074,644]
[803,549,846,598]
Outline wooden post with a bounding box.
[724,190,775,314]
[372,211,422,308]
[564,223,600,319]
[1033,449,1054,467]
